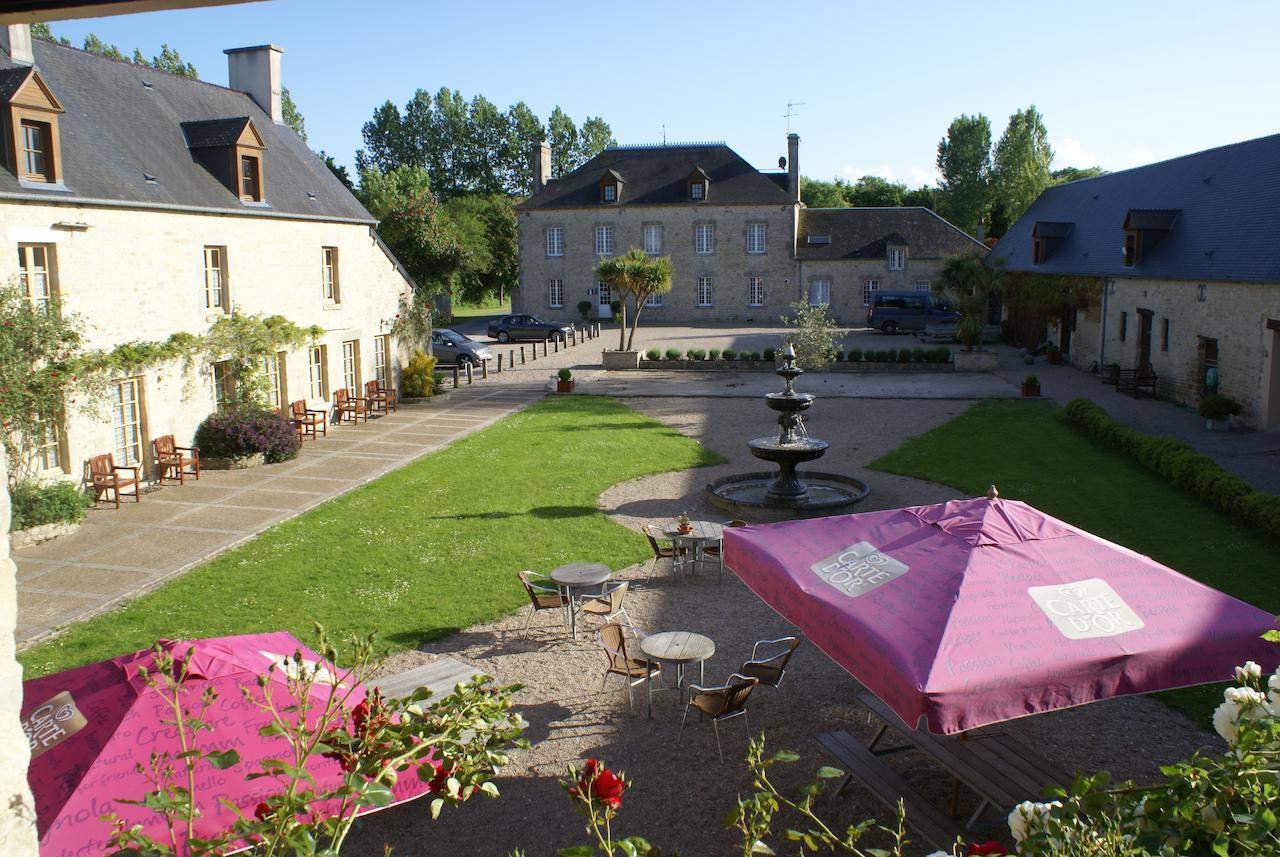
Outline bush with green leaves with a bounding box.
[709,348,722,361]
[194,408,300,464]
[1197,394,1242,421]
[899,349,913,363]
[401,348,438,397]
[781,301,844,371]
[749,352,762,361]
[847,349,863,362]
[645,348,661,361]
[912,348,926,362]
[664,348,682,361]
[557,368,572,382]
[686,348,706,361]
[763,347,776,362]
[721,348,737,361]
[9,480,92,530]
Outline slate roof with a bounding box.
[181,117,252,149]
[519,142,795,209]
[0,38,374,223]
[990,134,1280,283]
[0,66,31,102]
[795,207,986,261]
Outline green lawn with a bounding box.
[450,296,511,318]
[871,399,1279,721]
[21,396,723,678]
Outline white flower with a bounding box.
[1224,686,1267,708]
[923,852,950,857]
[1269,671,1280,709]
[1008,799,1062,843]
[1214,700,1242,745]
[1235,661,1263,682]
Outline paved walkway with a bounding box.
[15,383,545,648]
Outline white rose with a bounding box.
[1224,686,1266,708]
[923,852,950,857]
[1213,700,1241,745]
[1008,799,1061,843]
[1268,672,1280,709]
[1235,661,1263,682]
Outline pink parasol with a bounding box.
[724,494,1280,734]
[21,631,432,856]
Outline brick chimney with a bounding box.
[224,44,284,123]
[1,24,33,66]
[787,133,800,202]
[530,140,551,193]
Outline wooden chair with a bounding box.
[596,622,661,712]
[290,399,327,439]
[152,435,200,485]
[578,581,631,627]
[702,519,748,583]
[334,388,369,424]
[364,380,393,415]
[377,378,398,413]
[518,570,567,634]
[739,636,801,688]
[642,524,686,581]
[680,673,759,762]
[88,453,140,508]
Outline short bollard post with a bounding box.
[466,363,473,384]
[497,353,503,372]
[481,360,488,380]
[520,346,526,364]
[452,366,459,388]
[543,339,550,357]
[510,349,516,367]
[553,337,559,354]
[530,342,536,361]
[570,327,577,346]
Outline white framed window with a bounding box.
[594,225,614,256]
[602,184,616,202]
[203,245,228,312]
[18,244,55,315]
[546,226,564,257]
[322,246,340,302]
[809,279,831,307]
[35,419,64,473]
[111,378,143,466]
[342,339,360,392]
[597,280,611,310]
[645,292,664,307]
[696,276,713,307]
[264,352,287,409]
[643,224,663,255]
[748,276,765,307]
[548,278,564,308]
[888,247,906,270]
[309,345,328,400]
[694,223,714,255]
[913,279,931,292]
[862,279,880,306]
[690,181,705,200]
[212,360,234,409]
[746,222,767,254]
[373,335,389,384]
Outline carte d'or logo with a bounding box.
[1028,578,1145,640]
[810,541,909,598]
[22,691,88,758]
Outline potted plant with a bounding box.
[1047,344,1064,365]
[1021,374,1041,397]
[1100,361,1120,384]
[676,513,692,535]
[1198,394,1241,430]
[556,368,574,394]
[577,300,592,322]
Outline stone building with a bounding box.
[991,134,1280,429]
[514,135,983,326]
[0,25,412,480]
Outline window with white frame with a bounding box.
[602,184,616,202]
[212,360,234,409]
[913,279,931,292]
[35,419,64,473]
[264,352,286,409]
[18,244,56,315]
[546,226,564,257]
[746,222,767,254]
[342,340,360,392]
[309,345,328,400]
[373,335,389,384]
[748,276,765,307]
[203,246,228,312]
[645,292,664,307]
[690,181,705,200]
[694,223,714,255]
[322,246,340,302]
[548,278,564,308]
[888,247,906,270]
[862,279,880,306]
[643,224,663,255]
[696,276,713,307]
[809,279,831,307]
[111,378,143,466]
[594,225,614,256]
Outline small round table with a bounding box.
[662,521,724,579]
[549,562,611,639]
[639,631,716,719]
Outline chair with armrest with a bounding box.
[577,580,631,627]
[88,453,141,508]
[152,434,200,485]
[290,399,327,439]
[642,524,687,581]
[679,673,759,762]
[739,636,801,688]
[596,622,661,712]
[517,570,568,634]
[334,388,369,424]
[701,519,747,583]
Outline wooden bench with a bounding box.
[371,657,486,706]
[1117,367,1158,398]
[817,730,964,851]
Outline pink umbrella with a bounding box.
[21,631,432,856]
[724,495,1280,734]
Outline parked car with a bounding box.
[486,314,572,343]
[865,291,958,334]
[431,328,493,366]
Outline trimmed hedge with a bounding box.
[645,348,661,360]
[763,347,776,362]
[664,348,682,360]
[1064,398,1280,539]
[722,348,737,360]
[10,480,92,530]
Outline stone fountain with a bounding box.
[706,344,869,520]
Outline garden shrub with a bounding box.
[1198,394,1242,421]
[833,350,845,362]
[885,348,897,362]
[912,348,926,362]
[9,480,92,530]
[401,348,438,397]
[748,351,762,361]
[762,347,776,362]
[708,348,721,361]
[686,348,706,361]
[721,348,737,360]
[1064,397,1280,541]
[645,348,661,361]
[847,348,862,362]
[898,349,913,363]
[194,408,300,464]
[664,348,682,361]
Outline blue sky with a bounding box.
[42,0,1280,187]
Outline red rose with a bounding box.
[254,802,270,821]
[352,700,369,732]
[428,760,458,794]
[590,767,624,808]
[966,843,1008,856]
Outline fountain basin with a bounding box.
[705,470,870,522]
[748,436,828,463]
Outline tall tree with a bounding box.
[357,165,433,220]
[281,87,306,142]
[148,43,198,78]
[576,116,615,165]
[547,107,578,179]
[902,185,937,209]
[318,151,354,191]
[464,95,508,195]
[596,248,673,351]
[844,175,906,207]
[83,33,125,60]
[503,101,544,195]
[1051,165,1106,184]
[357,101,410,175]
[800,177,849,208]
[990,105,1053,236]
[936,113,992,236]
[444,194,517,304]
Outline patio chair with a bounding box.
[596,622,661,713]
[739,636,801,688]
[290,399,327,439]
[577,581,631,627]
[152,435,200,485]
[88,453,141,508]
[679,673,759,762]
[377,378,398,413]
[642,524,686,581]
[364,379,394,415]
[701,519,747,583]
[518,570,567,633]
[334,388,369,424]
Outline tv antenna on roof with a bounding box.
[783,100,806,133]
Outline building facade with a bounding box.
[991,134,1280,429]
[0,26,412,482]
[514,136,983,327]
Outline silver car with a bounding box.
[431,328,493,367]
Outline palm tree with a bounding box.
[934,251,1003,351]
[595,248,673,352]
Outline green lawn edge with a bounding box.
[20,395,724,677]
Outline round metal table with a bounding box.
[639,630,716,719]
[549,562,611,639]
[662,521,724,579]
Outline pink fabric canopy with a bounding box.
[22,631,432,856]
[724,496,1280,734]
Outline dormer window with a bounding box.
[1,68,65,186]
[602,183,616,202]
[240,154,261,201]
[888,247,906,270]
[182,116,267,204]
[687,166,710,201]
[1121,210,1178,267]
[21,121,50,179]
[690,181,704,200]
[598,169,623,204]
[1032,222,1073,265]
[1123,229,1141,267]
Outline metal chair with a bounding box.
[642,524,686,581]
[517,570,567,634]
[701,519,747,583]
[577,580,631,627]
[680,673,759,762]
[596,622,661,712]
[739,636,801,688]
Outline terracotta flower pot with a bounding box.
[556,380,574,393]
[1021,383,1041,397]
[677,524,692,535]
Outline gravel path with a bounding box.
[348,395,1218,857]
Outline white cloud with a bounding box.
[1052,137,1097,169]
[906,166,934,187]
[841,164,896,181]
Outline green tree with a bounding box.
[503,101,544,195]
[376,185,465,297]
[317,151,354,191]
[357,100,411,175]
[781,302,843,371]
[901,185,937,209]
[547,107,578,179]
[1051,165,1106,184]
[30,23,70,44]
[934,251,1003,351]
[936,113,992,236]
[281,87,306,143]
[576,116,615,166]
[844,175,906,207]
[990,105,1053,236]
[83,33,125,60]
[464,94,508,195]
[596,248,673,351]
[357,164,433,220]
[148,43,198,78]
[800,177,849,208]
